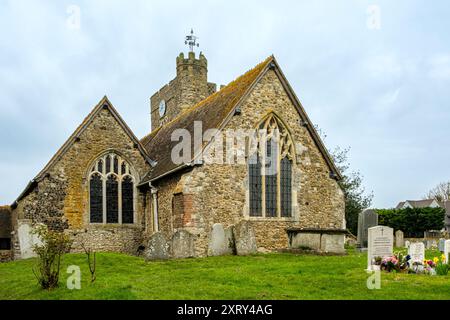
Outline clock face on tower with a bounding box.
[159,100,166,118]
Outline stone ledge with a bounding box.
[286,228,348,235]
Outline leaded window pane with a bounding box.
[106,175,118,223]
[90,174,103,223]
[122,176,134,224]
[97,159,103,173]
[105,156,111,173]
[281,157,292,217]
[249,153,262,217]
[265,139,278,217]
[121,162,126,175]
[113,156,119,174]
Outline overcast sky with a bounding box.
[1,0,449,208]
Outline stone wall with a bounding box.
[152,69,345,256]
[12,106,151,256]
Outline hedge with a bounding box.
[376,207,445,238]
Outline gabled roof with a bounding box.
[396,199,441,209]
[12,96,155,207]
[140,55,342,184]
[395,201,406,209]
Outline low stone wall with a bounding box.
[68,226,144,255]
[287,228,347,254]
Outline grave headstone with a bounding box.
[171,230,196,259]
[357,209,378,248]
[17,220,43,259]
[208,223,234,256]
[234,220,257,255]
[367,226,393,270]
[395,230,404,247]
[445,240,450,263]
[438,238,445,252]
[405,240,410,249]
[408,242,425,265]
[145,232,170,260]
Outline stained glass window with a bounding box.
[281,157,292,217]
[122,176,134,224]
[106,175,118,223]
[90,173,103,223]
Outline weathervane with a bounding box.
[185,29,200,52]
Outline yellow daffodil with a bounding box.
[434,257,439,264]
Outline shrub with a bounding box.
[32,225,72,290]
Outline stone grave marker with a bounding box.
[395,230,404,247]
[438,238,445,252]
[445,240,450,263]
[408,242,425,265]
[171,230,196,259]
[357,209,378,248]
[145,232,170,260]
[367,226,393,270]
[234,220,257,255]
[208,223,234,256]
[405,240,410,249]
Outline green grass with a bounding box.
[0,249,449,300]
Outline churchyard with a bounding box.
[0,247,449,300]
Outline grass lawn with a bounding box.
[0,249,449,300]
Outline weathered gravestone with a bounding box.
[405,240,410,249]
[395,230,404,248]
[445,240,450,263]
[234,220,257,256]
[367,226,393,270]
[408,242,425,265]
[357,209,378,248]
[17,220,43,259]
[145,232,170,260]
[438,238,445,252]
[171,230,196,258]
[208,223,234,256]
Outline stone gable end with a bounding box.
[177,69,345,253]
[14,106,150,231]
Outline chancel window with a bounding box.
[89,153,136,224]
[248,114,294,218]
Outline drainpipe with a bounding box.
[149,183,159,232]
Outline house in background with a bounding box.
[395,199,450,232]
[395,199,441,209]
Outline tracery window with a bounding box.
[89,153,135,224]
[249,114,294,218]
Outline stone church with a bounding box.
[1,49,346,261]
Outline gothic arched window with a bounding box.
[88,153,136,224]
[248,114,294,218]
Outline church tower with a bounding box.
[150,32,217,132]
